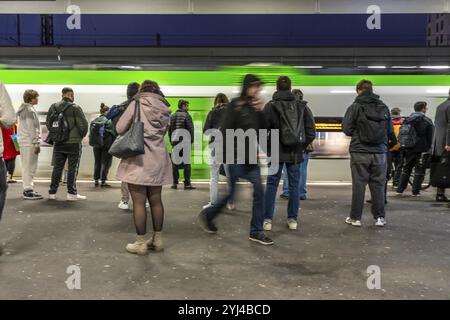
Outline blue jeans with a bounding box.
[265,162,301,221]
[282,152,310,197]
[204,164,264,235]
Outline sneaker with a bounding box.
[94,180,99,187]
[263,219,272,231]
[184,185,196,190]
[197,210,218,234]
[101,182,111,188]
[249,233,274,245]
[279,194,289,200]
[226,202,235,211]
[345,217,362,227]
[436,194,449,202]
[287,219,298,230]
[412,193,421,197]
[67,193,87,201]
[48,194,57,200]
[23,190,43,200]
[118,201,129,210]
[395,192,403,196]
[170,184,178,190]
[145,201,150,209]
[300,195,307,200]
[202,202,212,209]
[375,217,386,227]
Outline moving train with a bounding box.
[1,66,449,181]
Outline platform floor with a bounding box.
[0,181,449,300]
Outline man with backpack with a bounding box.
[263,76,316,231]
[343,80,393,227]
[46,87,88,201]
[389,107,404,189]
[396,102,433,197]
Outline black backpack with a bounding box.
[279,101,306,147]
[45,103,71,145]
[357,103,388,145]
[89,117,106,147]
[398,117,419,149]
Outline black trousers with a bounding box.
[397,151,425,195]
[0,159,7,220]
[172,163,191,186]
[4,158,16,176]
[93,139,113,182]
[390,150,404,187]
[49,143,82,195]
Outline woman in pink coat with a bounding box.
[116,80,173,255]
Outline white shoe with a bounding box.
[202,202,212,209]
[375,217,386,227]
[345,217,362,227]
[263,219,272,231]
[67,193,87,201]
[287,219,298,230]
[145,201,150,209]
[118,201,130,210]
[226,202,235,211]
[48,194,57,200]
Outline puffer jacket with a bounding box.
[0,82,17,157]
[169,109,194,145]
[404,112,434,153]
[46,98,88,145]
[17,102,41,147]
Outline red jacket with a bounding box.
[1,125,20,160]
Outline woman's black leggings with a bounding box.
[128,184,164,235]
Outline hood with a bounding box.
[409,111,425,119]
[17,102,33,114]
[272,90,296,102]
[355,91,381,104]
[138,92,172,116]
[135,91,170,108]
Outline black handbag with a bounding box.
[430,154,450,188]
[108,100,145,159]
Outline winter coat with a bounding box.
[342,92,393,154]
[404,112,434,154]
[17,103,41,147]
[46,98,88,145]
[169,109,194,145]
[0,82,17,157]
[264,90,316,164]
[115,92,173,186]
[203,103,227,144]
[431,98,450,157]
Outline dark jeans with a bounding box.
[93,144,113,182]
[0,159,7,220]
[49,143,82,195]
[265,162,301,221]
[204,164,264,235]
[4,158,16,176]
[390,150,404,187]
[173,163,191,186]
[397,151,425,195]
[350,153,387,220]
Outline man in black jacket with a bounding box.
[263,76,316,231]
[169,99,195,190]
[396,102,433,196]
[342,80,393,227]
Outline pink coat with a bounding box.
[115,92,173,186]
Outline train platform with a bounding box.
[0,182,449,300]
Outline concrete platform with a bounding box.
[0,181,449,300]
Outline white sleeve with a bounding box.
[0,82,16,128]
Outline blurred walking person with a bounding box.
[2,124,19,183]
[116,80,172,255]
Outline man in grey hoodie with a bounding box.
[0,81,17,255]
[17,89,43,200]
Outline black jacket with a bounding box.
[203,103,227,144]
[220,97,268,164]
[404,112,434,153]
[343,92,393,154]
[264,91,316,163]
[169,109,194,145]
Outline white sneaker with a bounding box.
[287,219,298,230]
[345,217,362,227]
[375,217,386,227]
[202,202,212,209]
[118,201,130,210]
[48,194,57,200]
[263,219,272,231]
[67,193,87,201]
[145,201,150,209]
[226,202,235,211]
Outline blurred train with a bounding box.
[1,66,450,181]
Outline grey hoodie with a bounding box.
[17,102,41,147]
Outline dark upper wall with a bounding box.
[0,13,436,47]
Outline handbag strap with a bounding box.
[133,100,141,123]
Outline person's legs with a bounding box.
[243,165,265,235]
[350,153,371,221]
[21,146,34,191]
[263,164,283,221]
[49,149,67,195]
[286,162,301,220]
[0,159,7,221]
[147,186,164,232]
[93,147,101,182]
[101,146,113,183]
[412,154,425,195]
[396,151,416,193]
[281,164,289,197]
[210,161,220,205]
[184,163,192,186]
[128,184,148,235]
[5,158,15,180]
[368,153,387,219]
[66,144,82,195]
[121,182,130,202]
[299,152,310,197]
[172,163,179,185]
[393,150,404,188]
